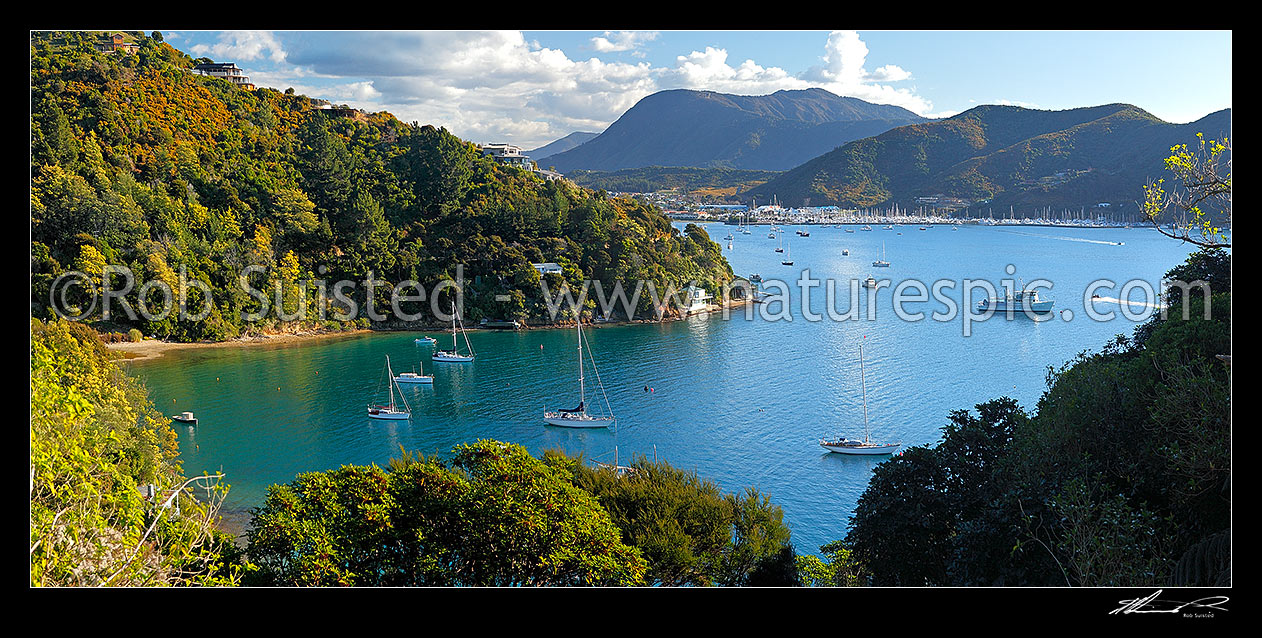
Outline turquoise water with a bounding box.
[130,224,1198,555]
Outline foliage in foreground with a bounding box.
[544,451,800,586]
[843,249,1231,586]
[246,441,648,586]
[30,318,244,586]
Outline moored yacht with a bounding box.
[820,339,901,455]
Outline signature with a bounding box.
[1110,590,1229,615]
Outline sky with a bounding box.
[159,30,1232,150]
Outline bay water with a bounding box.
[131,224,1199,555]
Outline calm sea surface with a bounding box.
[130,224,1198,554]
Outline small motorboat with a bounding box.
[395,371,434,384]
[415,336,437,345]
[171,411,198,426]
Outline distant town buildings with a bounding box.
[191,62,256,90]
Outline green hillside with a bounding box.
[29,32,733,342]
[745,103,1232,217]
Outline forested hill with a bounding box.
[29,32,733,342]
[743,103,1233,216]
[545,88,925,173]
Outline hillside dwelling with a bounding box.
[192,62,256,90]
[535,168,565,182]
[480,143,535,169]
[95,33,138,54]
[682,285,712,314]
[532,263,563,275]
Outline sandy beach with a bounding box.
[106,298,752,363]
[107,328,374,362]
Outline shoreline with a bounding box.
[108,328,376,363]
[107,299,750,363]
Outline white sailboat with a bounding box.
[781,241,794,266]
[873,241,890,267]
[368,355,411,420]
[821,340,901,455]
[544,316,615,428]
[433,301,475,363]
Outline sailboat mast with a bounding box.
[860,342,869,444]
[387,355,395,409]
[450,300,458,351]
[577,316,585,405]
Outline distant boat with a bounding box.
[873,242,890,267]
[480,318,521,330]
[724,232,735,240]
[845,228,855,234]
[368,356,411,420]
[863,275,878,289]
[171,411,198,426]
[861,225,873,232]
[543,316,615,428]
[977,288,1054,314]
[820,340,901,455]
[749,273,763,284]
[842,248,849,256]
[433,301,475,362]
[414,336,437,345]
[781,242,794,266]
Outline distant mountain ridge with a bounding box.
[743,104,1232,217]
[546,88,925,173]
[528,131,600,165]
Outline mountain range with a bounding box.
[544,88,924,173]
[528,131,600,165]
[742,104,1232,216]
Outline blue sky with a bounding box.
[160,30,1232,149]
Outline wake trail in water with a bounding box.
[1091,296,1167,310]
[995,228,1124,246]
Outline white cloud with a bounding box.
[994,98,1040,108]
[190,30,287,64]
[867,64,911,82]
[798,30,932,115]
[590,31,659,53]
[233,30,938,148]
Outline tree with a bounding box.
[1141,133,1231,248]
[546,452,796,586]
[246,441,647,586]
